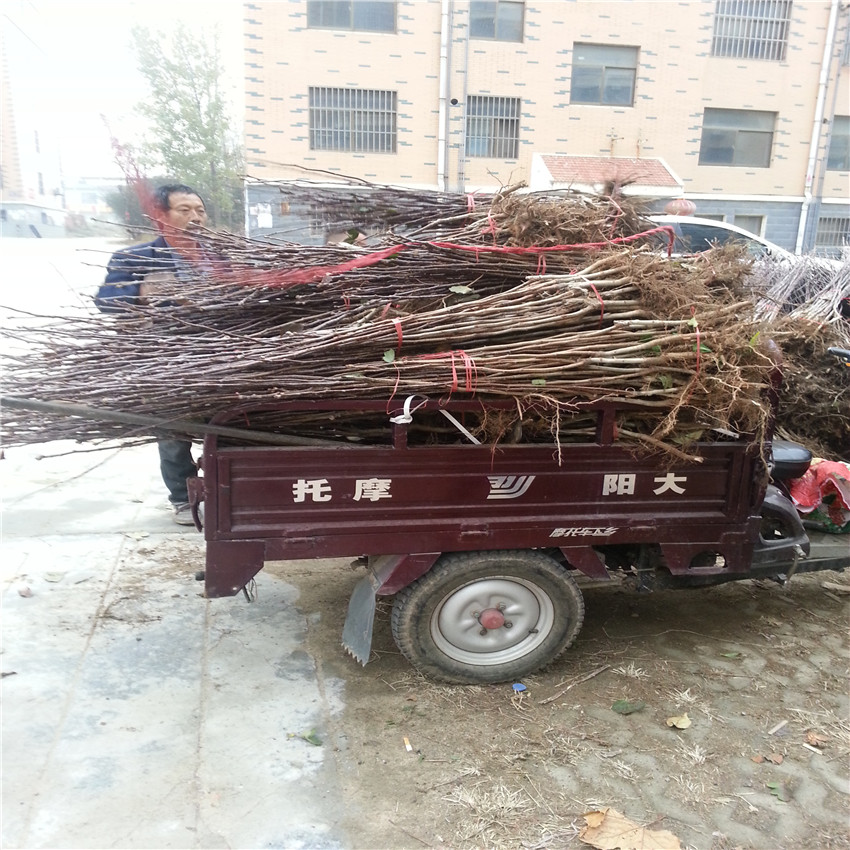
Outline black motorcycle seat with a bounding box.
[771,439,812,481]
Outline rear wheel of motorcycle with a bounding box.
[390,550,585,684]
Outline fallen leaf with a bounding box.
[583,810,607,829]
[666,713,692,729]
[751,755,765,764]
[299,729,323,747]
[805,731,828,748]
[44,572,66,583]
[720,651,741,658]
[288,729,323,746]
[580,807,682,850]
[766,781,792,802]
[766,753,784,764]
[611,699,645,715]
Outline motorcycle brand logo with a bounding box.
[486,475,536,499]
[549,526,618,537]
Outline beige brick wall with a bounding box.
[244,0,849,203]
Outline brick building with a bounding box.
[242,0,850,254]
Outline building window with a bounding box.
[711,0,791,61]
[570,44,639,106]
[306,1,395,33]
[38,172,44,194]
[827,115,850,171]
[815,215,850,255]
[469,1,524,42]
[698,108,775,167]
[733,214,764,236]
[309,87,397,153]
[465,96,520,158]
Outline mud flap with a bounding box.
[341,573,379,666]
[341,553,440,665]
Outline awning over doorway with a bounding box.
[530,154,684,197]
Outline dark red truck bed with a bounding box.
[197,399,777,597]
[190,398,845,682]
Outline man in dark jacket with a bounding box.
[96,183,208,524]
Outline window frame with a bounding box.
[308,87,398,154]
[698,108,776,167]
[469,1,524,43]
[711,0,792,62]
[570,43,639,107]
[815,215,850,253]
[465,95,521,159]
[306,1,396,33]
[827,115,850,171]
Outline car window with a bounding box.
[675,223,768,257]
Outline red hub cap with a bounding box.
[478,607,506,630]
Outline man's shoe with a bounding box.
[172,502,195,526]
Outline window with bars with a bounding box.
[469,1,524,42]
[827,116,850,171]
[815,216,850,251]
[465,96,520,158]
[733,215,764,236]
[308,87,397,153]
[698,108,775,166]
[711,0,791,61]
[570,44,639,106]
[306,1,395,33]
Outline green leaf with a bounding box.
[687,317,699,328]
[748,331,761,348]
[721,651,741,658]
[531,378,547,387]
[650,345,662,355]
[383,349,396,363]
[449,285,473,294]
[612,699,646,715]
[766,781,790,802]
[300,729,323,747]
[672,429,704,445]
[657,374,673,389]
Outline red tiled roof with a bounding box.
[539,155,681,189]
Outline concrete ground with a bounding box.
[1,238,352,849]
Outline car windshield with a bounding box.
[673,222,771,258]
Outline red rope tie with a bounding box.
[466,193,476,211]
[416,350,478,397]
[387,363,402,408]
[588,282,605,325]
[392,318,403,353]
[536,254,547,275]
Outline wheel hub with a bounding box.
[477,607,506,630]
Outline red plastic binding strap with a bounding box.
[588,282,605,325]
[392,318,403,352]
[417,350,478,396]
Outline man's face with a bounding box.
[158,192,207,234]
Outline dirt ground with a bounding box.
[271,559,850,850]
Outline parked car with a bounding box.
[647,215,793,260]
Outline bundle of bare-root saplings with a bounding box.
[1,184,846,461]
